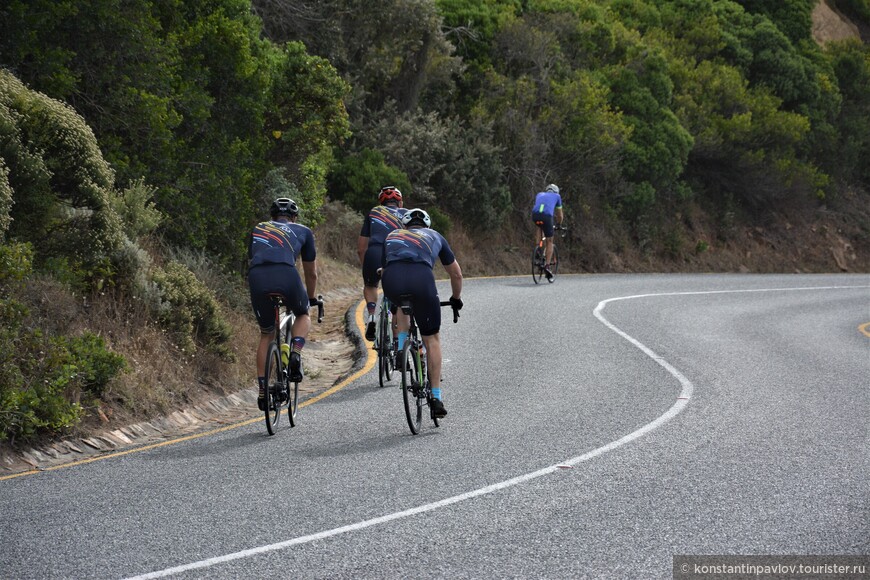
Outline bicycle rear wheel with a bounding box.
[377,306,394,387]
[400,342,423,434]
[264,342,282,435]
[548,245,559,283]
[532,246,544,284]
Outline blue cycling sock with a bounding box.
[431,388,442,401]
[367,302,377,316]
[397,331,409,350]
[291,337,305,352]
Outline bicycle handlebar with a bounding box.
[439,301,461,324]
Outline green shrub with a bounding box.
[0,329,126,443]
[150,261,233,359]
[109,178,162,241]
[0,242,126,442]
[50,333,127,399]
[327,148,411,214]
[0,241,32,287]
[0,70,126,290]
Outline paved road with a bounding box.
[1,274,868,579]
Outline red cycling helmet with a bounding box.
[378,186,403,205]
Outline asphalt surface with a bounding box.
[1,273,868,579]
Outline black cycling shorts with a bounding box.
[381,262,441,336]
[362,244,384,288]
[532,211,555,238]
[248,263,308,332]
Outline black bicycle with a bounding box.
[397,296,459,435]
[374,295,396,388]
[263,293,323,435]
[532,224,567,284]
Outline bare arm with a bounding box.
[357,235,369,266]
[302,260,318,299]
[554,207,564,225]
[444,260,462,299]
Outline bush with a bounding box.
[0,242,126,442]
[150,261,233,360]
[327,148,411,214]
[0,69,126,289]
[49,333,127,399]
[109,179,162,241]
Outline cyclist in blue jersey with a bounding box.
[381,209,463,419]
[531,183,563,281]
[358,186,407,341]
[248,198,318,410]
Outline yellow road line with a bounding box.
[1,300,375,482]
[859,322,870,338]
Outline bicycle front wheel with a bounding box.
[264,342,282,435]
[532,246,544,284]
[548,245,559,282]
[400,342,423,434]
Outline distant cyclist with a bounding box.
[531,183,563,281]
[247,198,318,411]
[381,209,463,419]
[358,186,407,341]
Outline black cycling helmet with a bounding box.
[270,197,299,219]
[401,208,431,228]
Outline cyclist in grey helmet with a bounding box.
[531,184,563,281]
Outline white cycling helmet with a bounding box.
[401,208,431,228]
[546,183,560,194]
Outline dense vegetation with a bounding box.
[1,0,868,443]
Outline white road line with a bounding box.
[124,284,867,579]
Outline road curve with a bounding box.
[0,273,867,579]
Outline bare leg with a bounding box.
[256,331,271,377]
[363,285,378,311]
[291,313,311,342]
[421,333,442,391]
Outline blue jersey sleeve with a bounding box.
[360,210,373,238]
[299,226,316,262]
[437,232,456,266]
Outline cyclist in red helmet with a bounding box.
[358,186,407,341]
